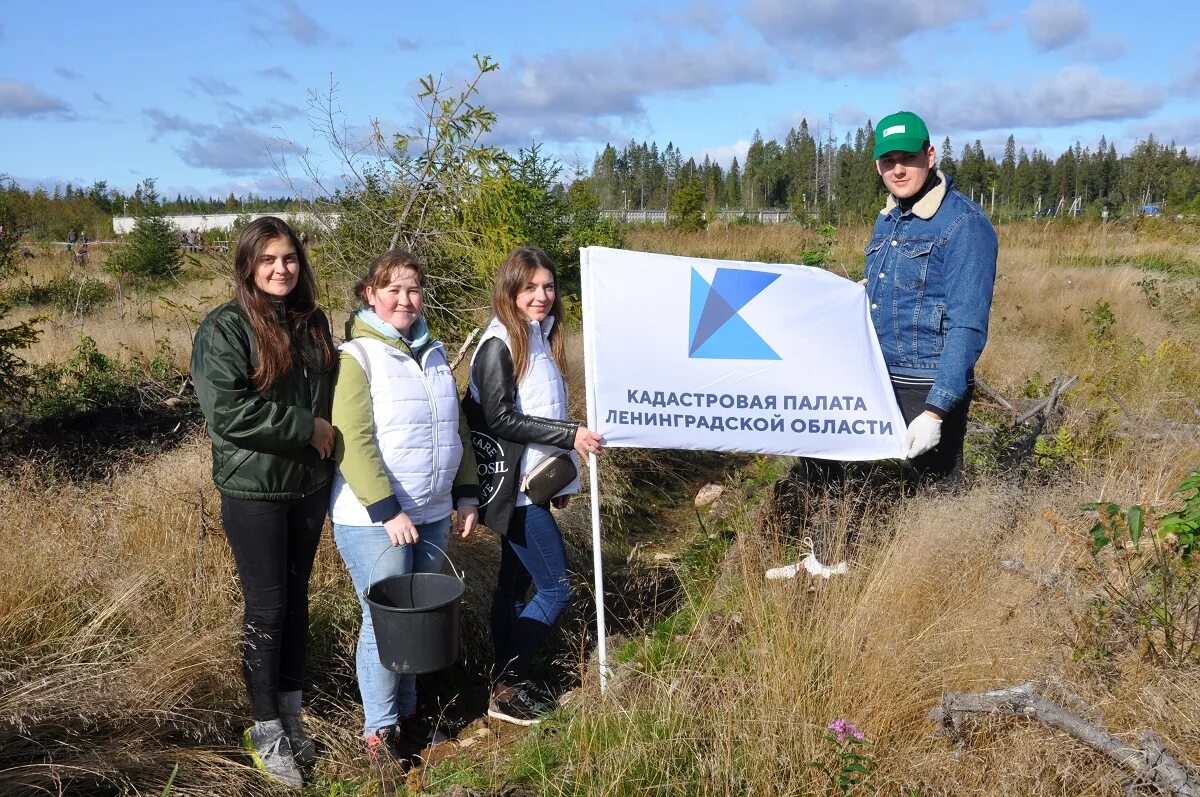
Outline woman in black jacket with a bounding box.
[191,216,335,787]
[464,246,603,726]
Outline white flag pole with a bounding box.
[579,248,609,692]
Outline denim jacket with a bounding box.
[864,172,998,414]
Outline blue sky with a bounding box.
[2,0,1197,201]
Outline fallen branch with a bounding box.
[449,327,481,371]
[929,682,1199,796]
[1107,389,1200,441]
[970,376,1080,470]
[975,379,1014,412]
[1014,375,1079,426]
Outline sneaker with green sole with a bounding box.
[243,723,303,788]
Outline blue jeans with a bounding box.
[491,503,572,685]
[334,516,451,737]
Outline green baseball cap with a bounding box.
[872,111,930,160]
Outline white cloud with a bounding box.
[690,138,751,169]
[222,101,304,126]
[1074,33,1127,62]
[655,0,728,36]
[257,66,296,83]
[1175,50,1200,96]
[480,41,774,146]
[251,0,343,47]
[178,124,301,172]
[1123,118,1200,154]
[744,0,986,75]
[191,76,240,98]
[144,106,302,174]
[145,108,211,139]
[281,0,324,44]
[911,67,1161,132]
[0,79,72,119]
[1023,0,1090,51]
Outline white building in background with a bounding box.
[111,211,339,235]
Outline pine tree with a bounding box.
[106,179,183,280]
[938,137,956,179]
[1000,135,1016,208]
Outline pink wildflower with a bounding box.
[826,718,864,743]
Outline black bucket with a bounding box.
[364,545,465,674]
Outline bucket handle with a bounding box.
[365,540,465,599]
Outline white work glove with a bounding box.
[904,413,942,459]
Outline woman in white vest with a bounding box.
[329,249,479,762]
[465,246,603,726]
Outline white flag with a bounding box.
[581,247,905,460]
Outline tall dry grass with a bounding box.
[2,219,1199,794]
[0,432,538,794]
[1,249,232,370]
[532,437,1200,796]
[499,218,1200,795]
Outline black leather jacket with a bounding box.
[463,336,577,534]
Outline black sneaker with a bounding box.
[488,684,554,727]
[517,679,556,707]
[397,713,451,747]
[279,712,317,766]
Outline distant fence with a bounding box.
[112,208,804,234]
[598,208,794,225]
[112,211,340,235]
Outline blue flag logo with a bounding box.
[688,267,781,360]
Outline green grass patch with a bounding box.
[507,708,706,796]
[1,274,113,314]
[423,756,490,791]
[616,602,698,672]
[1128,253,1198,275]
[23,336,181,421]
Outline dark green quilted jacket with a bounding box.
[191,300,333,500]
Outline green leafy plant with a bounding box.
[1136,276,1161,308]
[1081,467,1200,663]
[0,180,28,278]
[25,336,182,421]
[1,274,112,314]
[1033,425,1077,469]
[0,302,41,413]
[800,223,839,267]
[285,56,503,336]
[1081,299,1116,345]
[669,177,707,232]
[810,718,876,795]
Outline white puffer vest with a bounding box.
[330,337,463,525]
[469,317,580,505]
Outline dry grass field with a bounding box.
[1,219,1199,795]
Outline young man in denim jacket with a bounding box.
[865,111,998,486]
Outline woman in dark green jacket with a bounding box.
[191,216,335,787]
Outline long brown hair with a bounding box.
[233,216,334,391]
[492,246,566,383]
